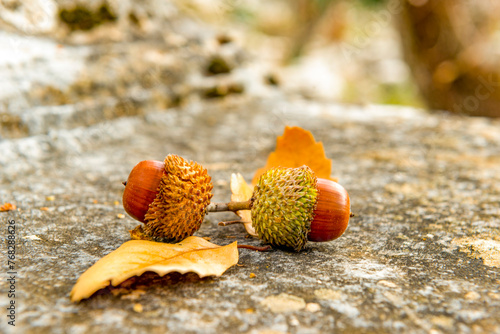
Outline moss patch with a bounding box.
[59,3,117,31]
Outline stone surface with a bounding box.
[1,98,500,334]
[0,1,499,333]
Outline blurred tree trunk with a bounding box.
[397,0,500,117]
[285,0,347,62]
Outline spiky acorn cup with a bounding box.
[250,166,350,251]
[251,167,317,251]
[123,154,213,242]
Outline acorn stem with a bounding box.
[207,200,252,213]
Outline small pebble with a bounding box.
[377,280,398,288]
[488,292,500,300]
[306,303,321,313]
[465,291,480,300]
[261,294,306,313]
[23,235,42,240]
[133,303,143,313]
[289,316,299,326]
[314,289,342,300]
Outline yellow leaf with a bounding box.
[70,236,238,302]
[230,173,257,236]
[252,126,335,184]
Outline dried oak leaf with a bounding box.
[70,236,238,302]
[0,203,16,212]
[231,173,256,236]
[252,126,334,184]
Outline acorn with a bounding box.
[122,154,213,242]
[249,166,350,251]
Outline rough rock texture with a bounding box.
[1,98,499,334]
[1,1,499,333]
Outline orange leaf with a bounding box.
[0,203,16,212]
[252,126,335,184]
[70,236,238,302]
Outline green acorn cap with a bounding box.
[251,166,318,251]
[130,154,213,242]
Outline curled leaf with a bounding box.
[252,126,335,184]
[70,236,238,302]
[230,173,257,236]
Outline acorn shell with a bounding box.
[123,160,165,222]
[308,178,350,242]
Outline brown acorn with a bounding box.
[123,154,213,242]
[308,178,351,242]
[122,160,165,222]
